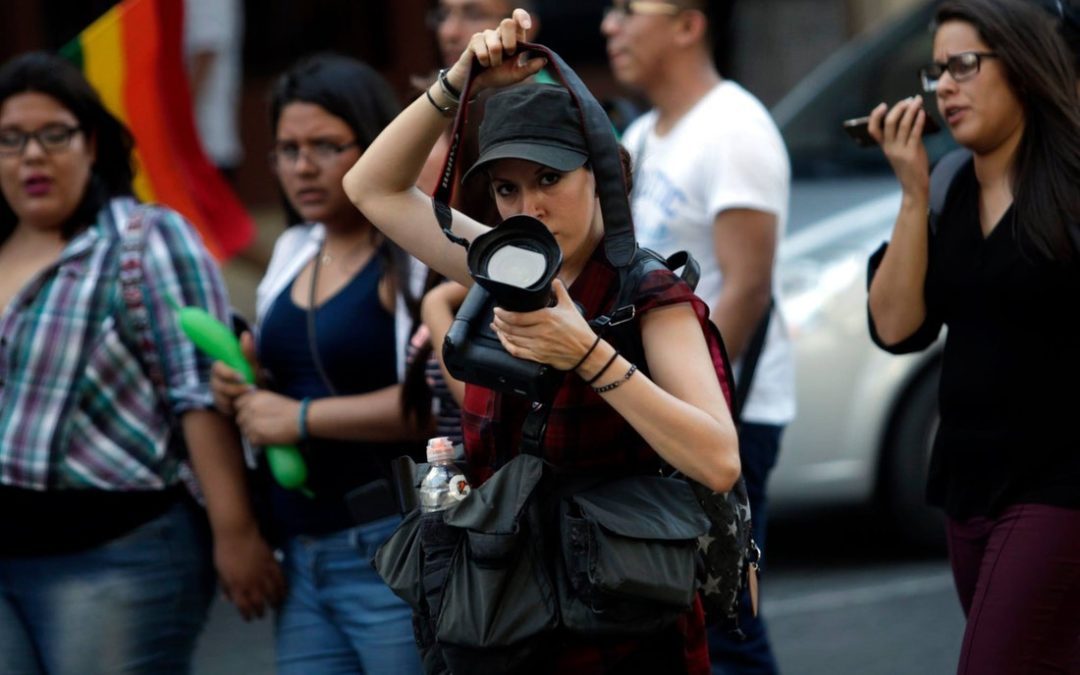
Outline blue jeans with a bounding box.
[0,498,215,675]
[710,422,783,675]
[276,515,423,675]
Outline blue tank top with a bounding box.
[258,254,410,537]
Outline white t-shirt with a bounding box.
[184,0,243,168]
[622,81,795,425]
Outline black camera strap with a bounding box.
[431,43,636,269]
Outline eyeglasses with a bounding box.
[603,0,683,22]
[270,140,359,168]
[919,51,998,93]
[425,5,505,31]
[0,124,82,157]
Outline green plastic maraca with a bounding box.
[173,303,311,496]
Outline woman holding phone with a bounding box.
[866,0,1080,672]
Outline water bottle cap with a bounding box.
[426,436,455,463]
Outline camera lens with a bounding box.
[485,245,547,289]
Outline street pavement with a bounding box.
[193,508,965,675]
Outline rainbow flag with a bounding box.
[60,0,253,260]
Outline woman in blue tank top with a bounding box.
[210,54,426,675]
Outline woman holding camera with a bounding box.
[866,0,1080,671]
[345,9,739,673]
[209,55,424,674]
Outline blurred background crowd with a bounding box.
[0,0,922,321]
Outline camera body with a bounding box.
[442,215,566,401]
[442,283,565,401]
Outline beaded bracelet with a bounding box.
[585,351,620,386]
[437,68,462,103]
[297,397,312,443]
[570,334,602,372]
[593,363,638,394]
[425,87,456,117]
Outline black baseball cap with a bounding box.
[462,84,590,182]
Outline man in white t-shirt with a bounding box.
[603,2,791,672]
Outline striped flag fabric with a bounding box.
[60,0,254,260]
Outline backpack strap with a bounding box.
[928,148,972,235]
[732,298,772,425]
[115,205,205,501]
[116,205,168,393]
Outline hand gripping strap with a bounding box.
[432,43,637,269]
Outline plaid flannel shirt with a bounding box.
[0,198,229,491]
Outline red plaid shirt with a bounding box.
[462,246,727,674]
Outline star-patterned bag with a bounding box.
[685,474,759,629]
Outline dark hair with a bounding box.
[676,0,735,59]
[1029,0,1080,71]
[936,0,1080,262]
[0,52,134,243]
[269,53,400,228]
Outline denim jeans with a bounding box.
[0,498,215,675]
[710,422,783,675]
[276,515,423,675]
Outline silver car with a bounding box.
[767,1,955,548]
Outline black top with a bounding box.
[869,161,1080,519]
[258,254,414,538]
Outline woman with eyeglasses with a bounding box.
[208,54,424,674]
[0,52,284,672]
[866,0,1080,671]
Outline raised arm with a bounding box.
[866,97,934,345]
[342,10,545,285]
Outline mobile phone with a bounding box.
[842,111,941,147]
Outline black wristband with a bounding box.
[586,350,620,386]
[570,334,602,372]
[438,68,462,102]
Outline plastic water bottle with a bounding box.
[418,437,470,625]
[419,436,471,513]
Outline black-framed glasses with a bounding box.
[425,5,506,31]
[270,140,359,168]
[0,124,82,157]
[603,0,683,22]
[919,51,998,93]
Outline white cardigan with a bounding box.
[255,223,426,381]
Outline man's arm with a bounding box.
[710,207,777,361]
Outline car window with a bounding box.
[775,1,958,179]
